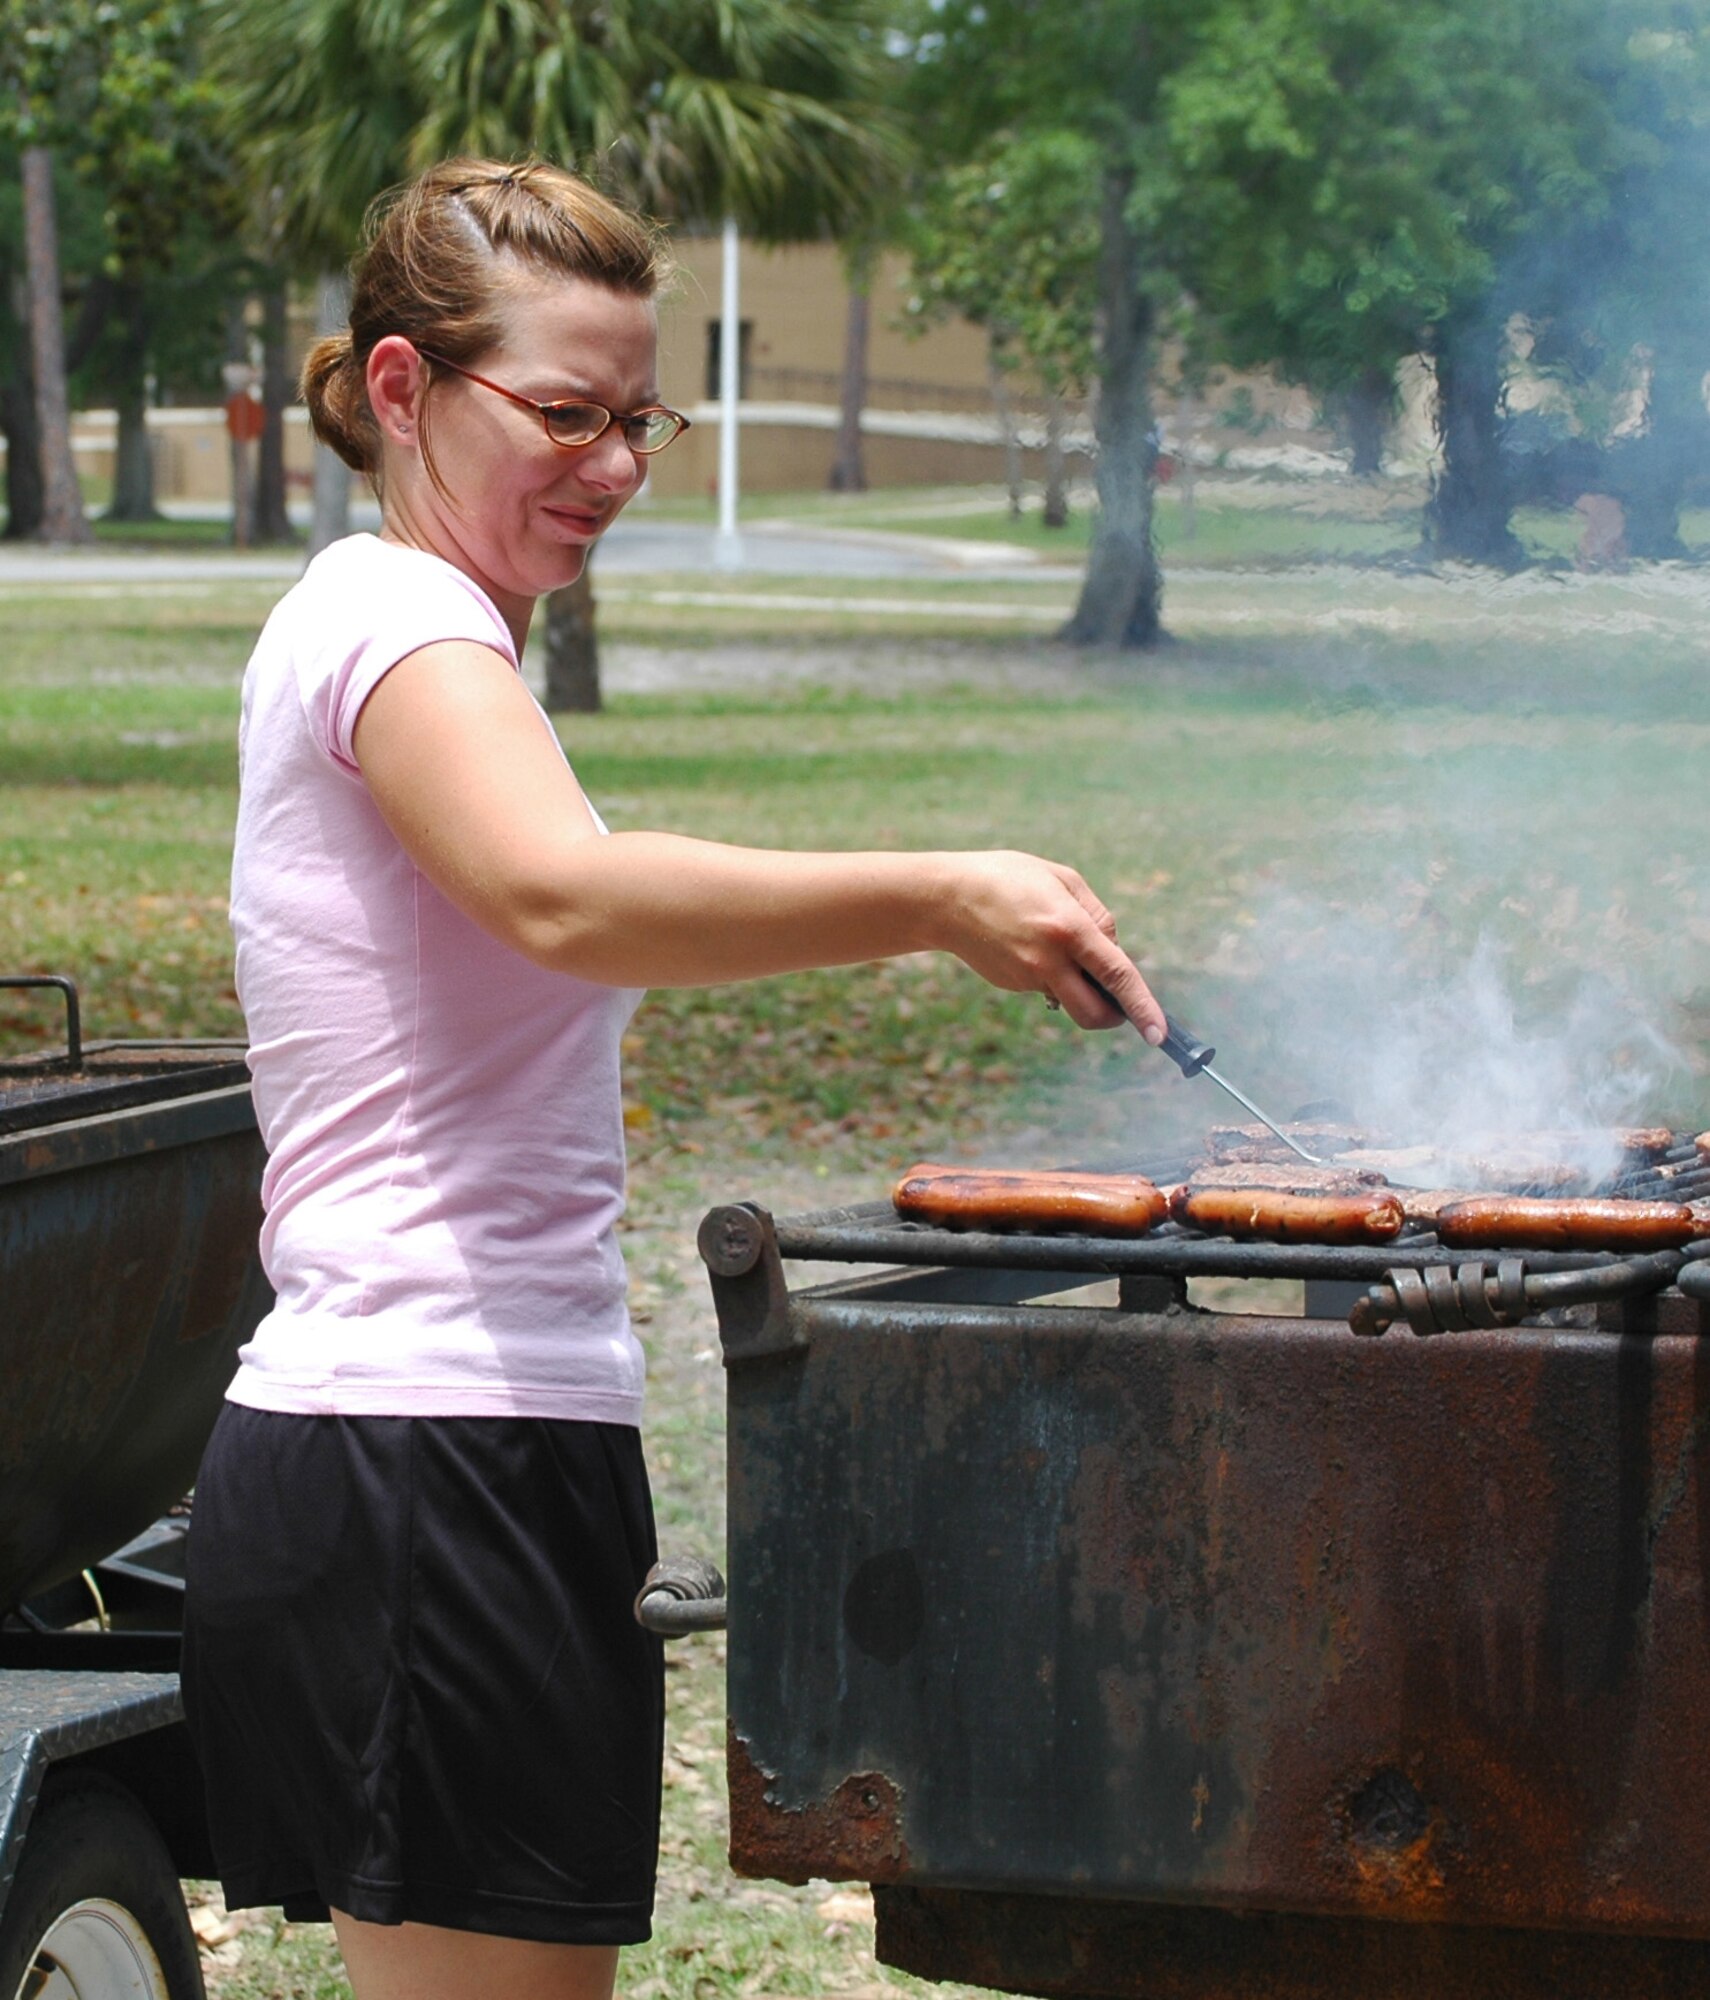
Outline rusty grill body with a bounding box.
[703,1148,1710,2000]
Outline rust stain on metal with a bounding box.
[177,1196,264,1344]
[727,1729,910,1886]
[1338,1766,1449,1914]
[876,1884,1710,2000]
[727,1273,1710,1963]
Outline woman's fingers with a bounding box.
[1048,862,1121,941]
[946,851,1167,1043]
[1067,943,1167,1044]
[1037,865,1166,1042]
[1042,967,1117,1030]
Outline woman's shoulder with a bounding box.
[300,534,505,627]
[245,534,518,773]
[263,535,515,669]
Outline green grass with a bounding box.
[7,558,1710,1128]
[7,514,1710,1998]
[666,479,1421,567]
[814,491,1415,566]
[726,481,1710,568]
[91,514,275,548]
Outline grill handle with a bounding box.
[0,975,81,1069]
[1352,1248,1701,1337]
[635,1555,727,1637]
[1678,1262,1710,1304]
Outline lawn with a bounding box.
[4,513,1710,1998]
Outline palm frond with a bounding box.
[210,0,910,263]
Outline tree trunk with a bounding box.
[1042,389,1069,528]
[226,300,256,549]
[109,377,158,521]
[987,335,1024,517]
[544,563,600,713]
[66,269,116,379]
[105,285,160,523]
[1344,365,1394,478]
[1176,385,1198,542]
[20,146,89,545]
[827,252,871,493]
[1620,339,1702,560]
[1064,166,1161,648]
[1,366,45,540]
[1424,315,1522,567]
[307,271,353,557]
[256,277,295,542]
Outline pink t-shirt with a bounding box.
[226,534,645,1422]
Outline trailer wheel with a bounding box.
[0,1771,204,2000]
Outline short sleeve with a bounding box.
[304,542,518,772]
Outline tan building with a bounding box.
[35,237,1062,509]
[647,236,1060,497]
[37,235,1368,511]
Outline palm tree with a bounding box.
[211,0,905,707]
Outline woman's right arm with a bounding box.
[352,639,1167,1040]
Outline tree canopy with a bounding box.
[902,131,1100,403]
[208,0,906,262]
[897,0,1710,596]
[12,0,1710,581]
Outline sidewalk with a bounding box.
[0,511,1050,588]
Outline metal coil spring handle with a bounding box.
[634,1555,727,1636]
[1350,1249,1697,1338]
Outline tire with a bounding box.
[0,1770,205,2000]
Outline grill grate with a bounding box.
[0,1043,250,1137]
[765,1142,1710,1297]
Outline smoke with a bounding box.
[1173,676,1707,1166]
[1210,914,1688,1174]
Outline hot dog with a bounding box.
[1435,1196,1695,1252]
[892,1166,1168,1237]
[1170,1185,1404,1244]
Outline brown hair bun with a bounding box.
[300,329,372,472]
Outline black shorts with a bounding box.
[182,1405,664,1944]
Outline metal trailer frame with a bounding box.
[0,1045,266,1985]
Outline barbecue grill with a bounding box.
[0,978,267,1614]
[701,1136,1710,2000]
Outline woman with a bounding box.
[182,156,1166,2000]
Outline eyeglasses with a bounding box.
[418,350,690,455]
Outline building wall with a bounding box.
[655,236,1001,412]
[11,237,1386,510]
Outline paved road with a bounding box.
[0,514,1044,587]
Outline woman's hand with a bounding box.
[931,851,1167,1042]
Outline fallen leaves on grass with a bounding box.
[619,956,1128,1174]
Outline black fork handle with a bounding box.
[1074,970,1215,1080]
